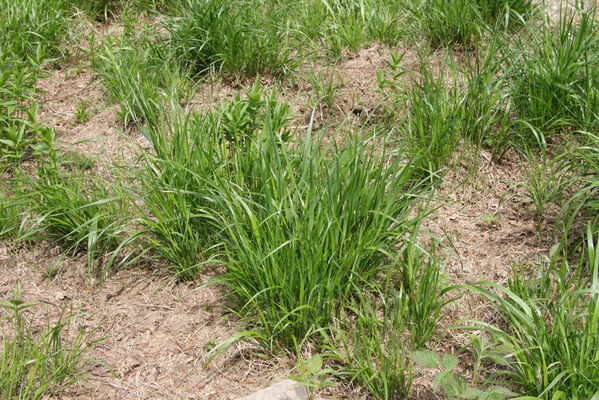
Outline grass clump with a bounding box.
[470,227,599,399]
[0,0,72,61]
[0,282,103,399]
[331,292,413,399]
[324,240,455,399]
[405,0,484,46]
[167,0,299,77]
[0,188,21,239]
[92,29,191,126]
[212,127,423,348]
[139,83,427,349]
[561,132,599,237]
[0,55,43,167]
[508,3,599,142]
[137,81,292,280]
[309,0,406,57]
[19,130,136,279]
[406,0,534,47]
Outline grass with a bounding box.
[138,82,428,347]
[0,54,46,167]
[136,81,292,280]
[562,131,599,237]
[329,291,413,399]
[92,28,192,126]
[405,0,535,47]
[16,129,138,279]
[166,0,299,77]
[508,2,599,141]
[0,282,104,399]
[0,0,72,62]
[404,0,484,46]
[470,227,599,399]
[312,0,407,57]
[0,188,21,239]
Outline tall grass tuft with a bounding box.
[405,0,484,46]
[209,120,424,348]
[562,131,599,237]
[329,291,413,399]
[0,187,21,239]
[402,60,463,180]
[138,83,426,347]
[92,30,191,126]
[137,82,292,280]
[166,0,299,77]
[405,0,535,47]
[19,130,137,279]
[508,3,599,141]
[0,0,72,61]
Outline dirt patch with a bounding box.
[37,66,149,171]
[1,244,292,399]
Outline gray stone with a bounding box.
[236,379,308,400]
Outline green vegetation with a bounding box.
[167,0,299,77]
[508,4,599,141]
[470,227,599,399]
[2,0,599,398]
[0,283,103,399]
[92,27,192,126]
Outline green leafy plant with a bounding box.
[74,102,91,124]
[404,0,534,47]
[316,0,406,56]
[0,0,72,62]
[290,354,337,400]
[409,349,516,400]
[140,81,426,346]
[0,54,46,167]
[561,131,599,237]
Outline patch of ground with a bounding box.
[1,245,292,399]
[1,20,565,400]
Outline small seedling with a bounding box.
[409,350,516,400]
[290,354,337,400]
[74,102,91,124]
[305,67,343,109]
[477,212,501,227]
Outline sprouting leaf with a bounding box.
[487,352,511,366]
[307,354,323,375]
[460,386,483,399]
[441,353,459,372]
[433,371,450,390]
[409,350,441,368]
[483,386,518,400]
